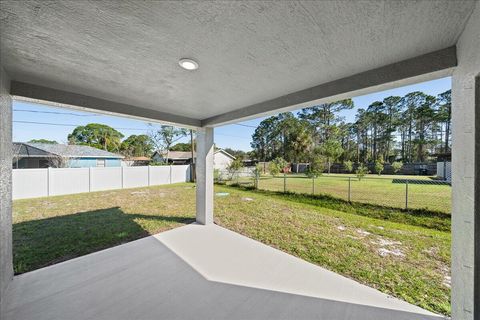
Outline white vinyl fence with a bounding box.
[436,161,452,182]
[13,165,191,200]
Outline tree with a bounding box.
[250,164,263,189]
[269,157,288,177]
[413,94,436,162]
[120,135,153,157]
[268,162,281,177]
[306,153,326,178]
[149,125,187,163]
[436,89,451,153]
[251,113,313,163]
[170,142,194,152]
[374,159,384,176]
[382,96,402,161]
[251,116,281,162]
[299,99,354,144]
[343,160,353,173]
[28,139,58,144]
[287,119,313,172]
[392,161,403,174]
[320,139,343,174]
[355,163,369,181]
[68,123,124,152]
[226,158,244,181]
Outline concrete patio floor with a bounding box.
[4,223,444,320]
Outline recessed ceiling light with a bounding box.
[178,58,199,71]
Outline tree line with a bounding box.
[251,89,451,168]
[29,123,193,161]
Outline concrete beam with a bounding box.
[0,66,13,317]
[202,46,457,127]
[195,127,214,225]
[10,81,201,129]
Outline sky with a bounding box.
[13,77,451,151]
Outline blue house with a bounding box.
[13,142,123,168]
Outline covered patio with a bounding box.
[0,1,479,319]
[4,224,441,320]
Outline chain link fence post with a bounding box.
[348,177,351,202]
[405,179,409,210]
[312,176,315,195]
[283,172,287,193]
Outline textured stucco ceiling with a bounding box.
[0,0,475,121]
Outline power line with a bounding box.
[14,120,253,140]
[13,109,100,117]
[216,133,252,140]
[233,123,256,128]
[13,120,146,131]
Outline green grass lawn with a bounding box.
[230,173,451,213]
[13,182,451,315]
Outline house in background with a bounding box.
[121,156,151,167]
[152,151,194,165]
[152,148,235,169]
[13,142,124,168]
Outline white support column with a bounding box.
[451,3,479,319]
[0,66,13,316]
[195,127,214,225]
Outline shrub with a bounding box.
[392,161,403,174]
[227,158,244,180]
[149,161,168,166]
[268,161,281,177]
[306,155,325,178]
[269,157,288,176]
[343,160,353,173]
[355,163,369,180]
[374,160,384,176]
[250,164,263,189]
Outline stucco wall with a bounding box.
[214,152,233,170]
[451,3,479,319]
[0,66,12,315]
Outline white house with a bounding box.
[212,149,236,170]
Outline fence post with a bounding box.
[89,167,92,192]
[121,166,125,189]
[348,177,351,202]
[312,176,315,195]
[405,179,409,210]
[283,172,287,193]
[147,165,151,186]
[47,167,51,196]
[169,165,172,184]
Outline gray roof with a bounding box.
[155,149,235,160]
[14,143,123,159]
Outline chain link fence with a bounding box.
[216,169,451,214]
